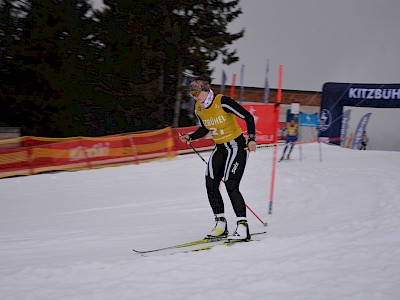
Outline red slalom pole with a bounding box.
[269,64,283,214]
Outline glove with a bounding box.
[179,133,192,144]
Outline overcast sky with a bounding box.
[92,0,400,91]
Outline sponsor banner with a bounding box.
[172,126,215,152]
[175,104,277,151]
[351,113,372,150]
[0,128,176,178]
[128,127,175,157]
[320,82,400,144]
[237,104,276,144]
[0,149,30,172]
[299,112,319,127]
[349,87,400,100]
[340,109,351,147]
[0,106,280,178]
[23,136,79,147]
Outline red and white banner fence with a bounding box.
[0,104,282,179]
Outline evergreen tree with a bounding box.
[163,0,244,127]
[0,0,243,136]
[92,0,172,132]
[1,0,99,137]
[20,0,98,136]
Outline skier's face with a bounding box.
[190,90,208,104]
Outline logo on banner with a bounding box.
[237,104,275,143]
[248,106,260,125]
[69,143,110,161]
[300,113,319,127]
[340,109,351,147]
[351,113,372,150]
[349,88,400,100]
[319,109,332,132]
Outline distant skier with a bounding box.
[280,119,298,161]
[359,131,369,150]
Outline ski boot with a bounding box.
[206,215,228,239]
[228,219,251,241]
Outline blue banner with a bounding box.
[300,113,319,127]
[340,109,351,147]
[320,83,400,144]
[351,113,372,150]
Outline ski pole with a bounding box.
[179,134,268,227]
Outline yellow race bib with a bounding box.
[195,95,243,144]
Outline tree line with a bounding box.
[0,0,243,137]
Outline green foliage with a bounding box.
[0,0,243,137]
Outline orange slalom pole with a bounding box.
[269,65,283,214]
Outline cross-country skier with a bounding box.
[179,75,257,241]
[280,119,298,161]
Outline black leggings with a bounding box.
[205,137,248,217]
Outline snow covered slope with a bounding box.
[1,143,399,300]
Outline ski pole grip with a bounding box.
[179,133,191,145]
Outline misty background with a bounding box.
[208,0,400,91]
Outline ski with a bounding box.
[132,231,266,254]
[189,237,262,252]
[132,236,226,254]
[278,158,290,162]
[279,156,291,162]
